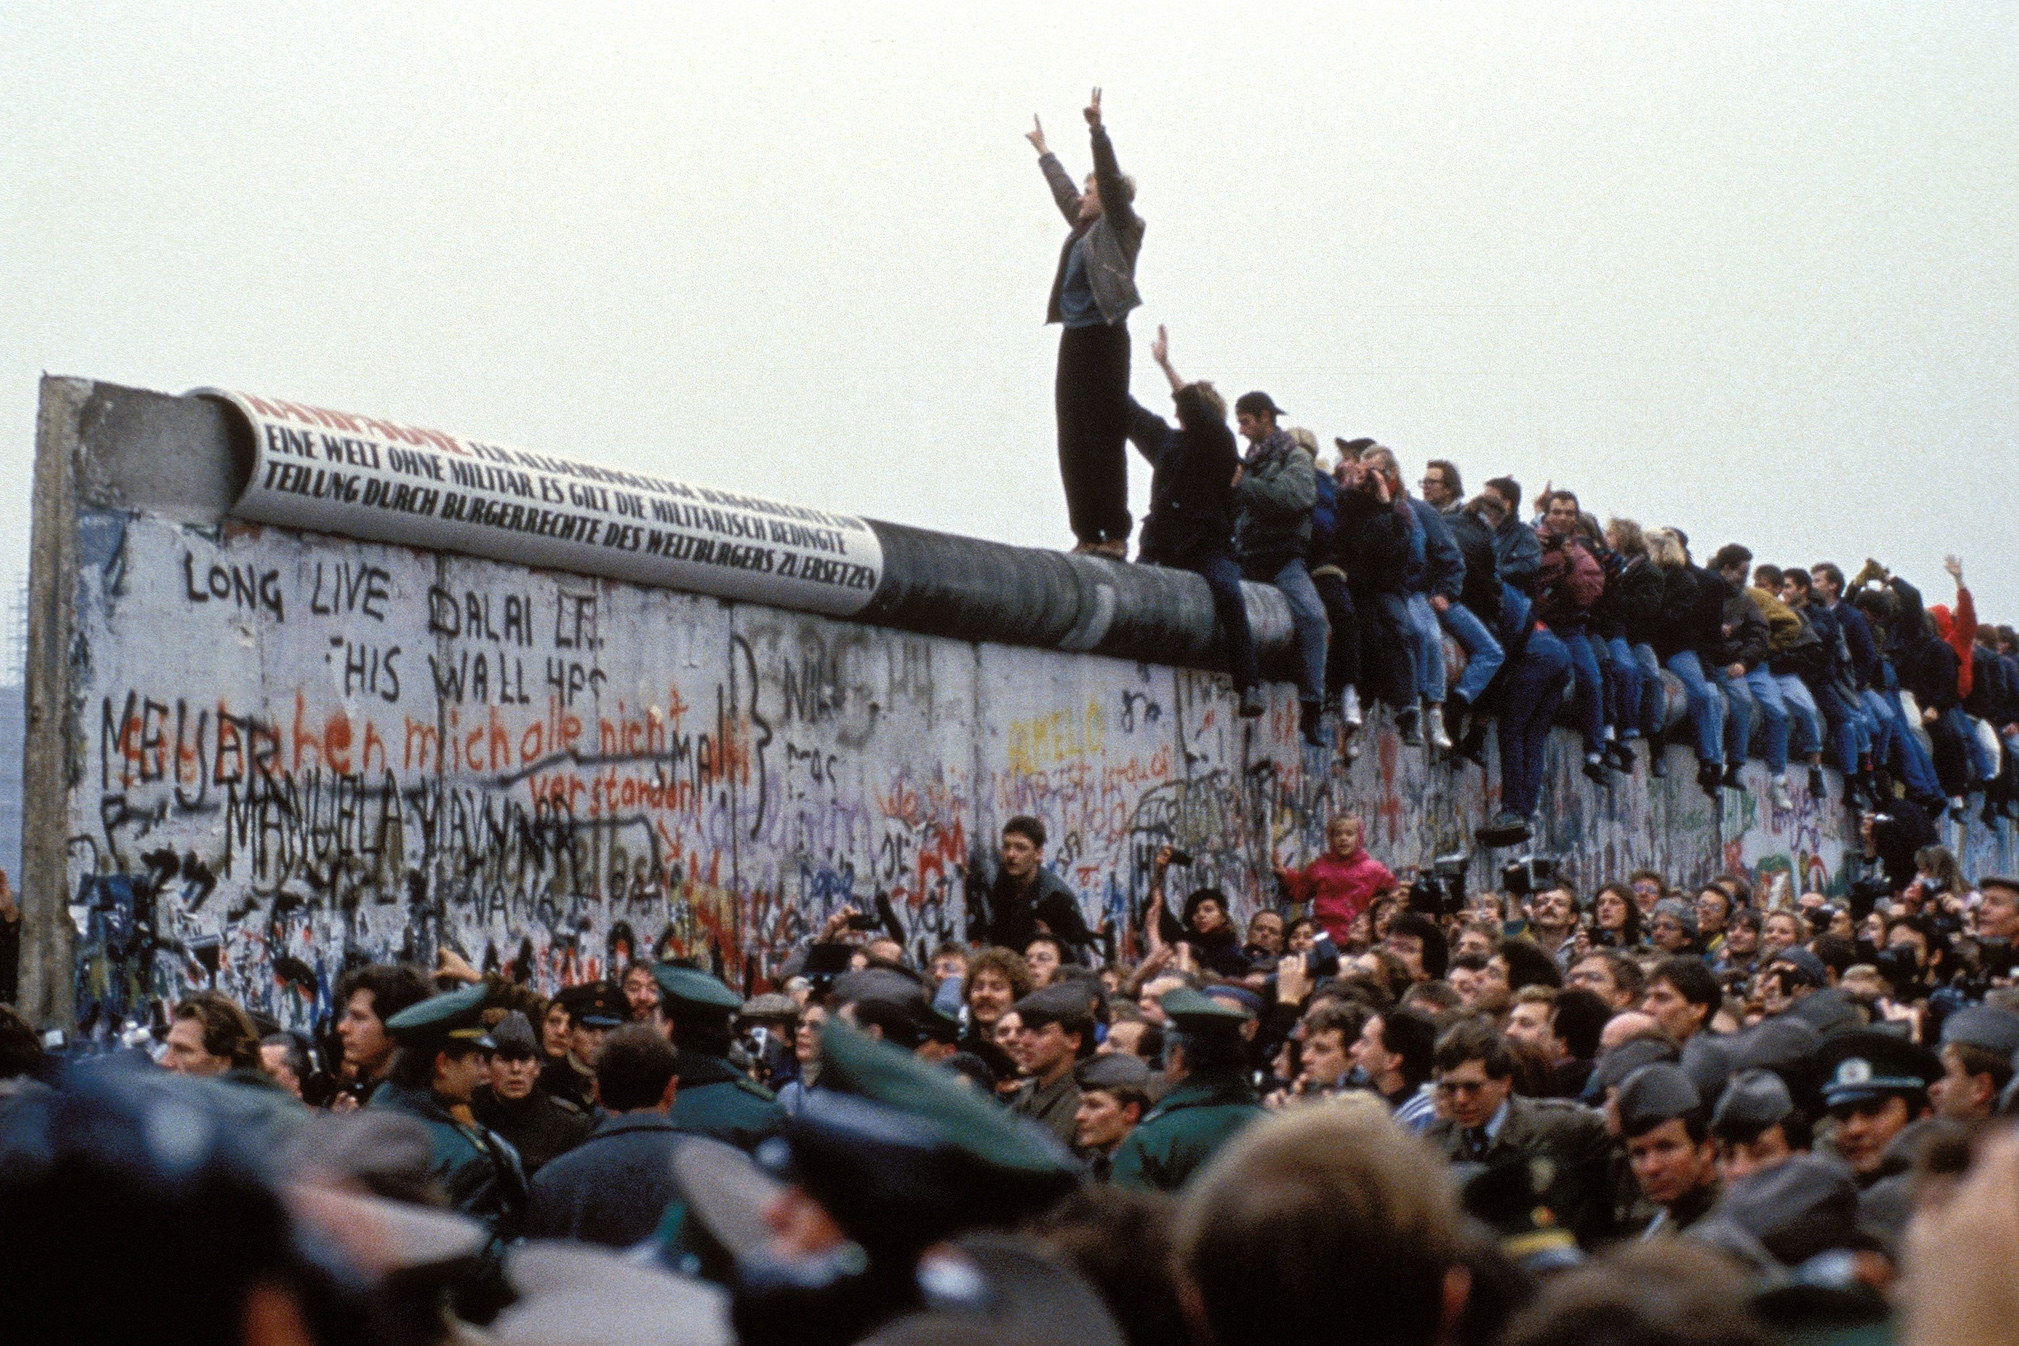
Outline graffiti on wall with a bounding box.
[65,511,2017,1033]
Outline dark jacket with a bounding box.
[1706,575,1770,671]
[979,865,1096,959]
[1588,542,1628,641]
[1445,509,1503,626]
[1109,1071,1265,1193]
[665,1051,787,1153]
[1233,430,1316,571]
[1493,517,1543,596]
[1040,125,1143,326]
[1406,498,1465,602]
[369,1081,529,1237]
[540,1054,597,1113]
[526,1112,684,1248]
[1831,599,1881,691]
[1127,389,1238,565]
[1009,1072,1083,1149]
[473,1085,593,1176]
[1425,1094,1613,1244]
[1616,556,1666,648]
[1336,489,1413,593]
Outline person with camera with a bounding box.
[1273,815,1397,947]
[1028,88,1144,559]
[1128,326,1263,717]
[1333,444,1424,744]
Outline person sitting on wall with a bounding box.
[973,815,1097,963]
[1127,325,1263,718]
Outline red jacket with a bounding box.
[1931,592,1977,699]
[1281,849,1397,943]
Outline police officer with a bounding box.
[1711,1068,1810,1182]
[655,963,788,1151]
[1809,1030,1941,1186]
[737,1021,1087,1344]
[370,983,530,1238]
[544,980,626,1112]
[1109,988,1266,1192]
[471,1009,591,1175]
[1072,1051,1153,1180]
[1616,1062,1720,1236]
[1931,1004,2019,1121]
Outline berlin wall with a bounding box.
[22,377,2016,1033]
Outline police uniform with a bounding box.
[543,981,626,1113]
[370,983,530,1237]
[1073,1051,1154,1182]
[1615,1062,1718,1237]
[654,964,787,1152]
[1006,983,1092,1148]
[472,1010,592,1175]
[1109,989,1265,1193]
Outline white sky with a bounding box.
[4,2,2016,643]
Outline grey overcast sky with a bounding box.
[4,2,2015,643]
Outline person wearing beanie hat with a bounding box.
[473,1009,592,1176]
[1616,1063,1720,1236]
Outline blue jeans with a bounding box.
[1183,544,1259,693]
[1628,641,1666,737]
[1440,601,1505,707]
[1405,592,1447,703]
[1773,673,1823,758]
[1357,588,1418,711]
[1549,623,1605,752]
[1721,667,1791,772]
[1962,712,1998,784]
[1870,687,1944,801]
[1247,555,1328,704]
[1499,629,1573,818]
[1816,682,1866,776]
[1666,651,1724,766]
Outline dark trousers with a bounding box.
[1312,571,1362,699]
[1055,323,1132,546]
[1354,587,1417,710]
[1499,629,1573,818]
[1179,542,1260,691]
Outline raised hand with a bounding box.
[1151,324,1170,367]
[1025,115,1048,155]
[1945,554,1964,583]
[1085,87,1103,126]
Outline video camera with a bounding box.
[1500,855,1562,899]
[1409,853,1472,917]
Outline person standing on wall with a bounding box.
[1028,88,1144,559]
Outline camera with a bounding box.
[1874,944,1921,992]
[845,912,883,932]
[1166,848,1194,867]
[1500,855,1561,899]
[1845,876,1891,923]
[1409,853,1471,917]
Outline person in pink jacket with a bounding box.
[1274,816,1398,945]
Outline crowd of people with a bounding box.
[1032,92,2019,848]
[10,802,2019,1345]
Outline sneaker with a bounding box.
[1583,752,1610,786]
[1341,721,1362,762]
[1341,685,1364,728]
[1722,764,1746,791]
[1476,810,1532,847]
[1397,709,1422,748]
[1238,687,1266,719]
[1299,700,1325,748]
[1807,766,1826,800]
[1427,706,1454,752]
[1769,775,1793,811]
[1697,763,1723,798]
[1950,797,1968,823]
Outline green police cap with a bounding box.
[383,983,495,1048]
[1074,1052,1154,1095]
[1159,987,1252,1033]
[652,964,743,1016]
[1811,1029,1941,1107]
[817,1021,1078,1176]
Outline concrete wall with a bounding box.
[28,378,2019,1031]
